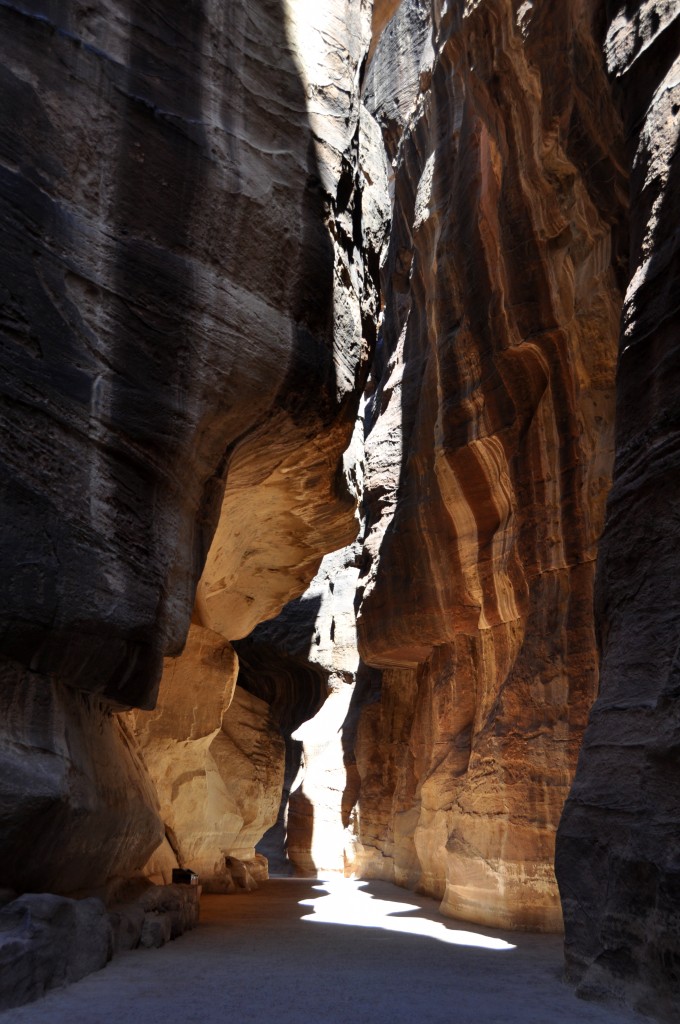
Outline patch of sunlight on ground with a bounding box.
[298,877,517,951]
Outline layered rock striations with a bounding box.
[0,0,373,706]
[556,4,680,1016]
[0,0,378,897]
[354,0,627,931]
[3,5,679,1019]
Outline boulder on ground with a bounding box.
[0,894,112,1011]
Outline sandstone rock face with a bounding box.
[235,534,366,877]
[229,424,384,878]
[556,4,680,1016]
[131,0,384,885]
[0,0,375,709]
[191,0,383,645]
[0,661,163,897]
[0,894,112,1011]
[0,0,379,901]
[354,0,627,931]
[133,630,284,890]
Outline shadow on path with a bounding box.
[1,879,647,1024]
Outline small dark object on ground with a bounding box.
[172,869,199,886]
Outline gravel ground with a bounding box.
[1,878,647,1024]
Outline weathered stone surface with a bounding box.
[142,836,182,887]
[233,635,328,876]
[150,75,389,882]
[288,676,361,875]
[107,902,145,953]
[0,661,163,896]
[0,894,112,1010]
[137,883,200,939]
[131,624,239,888]
[139,912,172,950]
[194,2,385,644]
[133,624,239,750]
[556,4,680,1017]
[224,857,259,893]
[235,511,373,877]
[354,0,626,931]
[0,0,379,907]
[108,883,199,952]
[0,0,375,709]
[134,663,285,890]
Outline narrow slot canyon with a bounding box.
[0,0,678,1021]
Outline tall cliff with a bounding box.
[0,0,377,895]
[128,9,388,891]
[1,0,679,1018]
[353,0,626,931]
[556,4,680,1017]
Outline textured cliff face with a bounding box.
[354,0,627,931]
[0,0,372,709]
[0,0,376,895]
[0,661,163,898]
[3,10,678,1018]
[133,629,284,890]
[192,0,381,643]
[556,4,680,1016]
[128,4,385,890]
[235,539,364,877]
[231,421,374,877]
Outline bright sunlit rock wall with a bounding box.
[351,0,626,932]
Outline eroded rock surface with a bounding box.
[237,537,366,876]
[0,894,112,1011]
[0,661,163,897]
[556,4,680,1016]
[133,631,284,890]
[0,0,375,708]
[126,0,383,890]
[192,0,383,643]
[354,0,627,931]
[0,0,379,905]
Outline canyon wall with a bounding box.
[129,6,389,891]
[2,2,679,1017]
[236,538,364,877]
[556,4,680,1017]
[353,0,627,931]
[0,0,377,895]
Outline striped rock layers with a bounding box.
[353,0,626,931]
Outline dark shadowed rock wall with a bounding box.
[556,3,680,1017]
[0,0,369,708]
[0,0,376,895]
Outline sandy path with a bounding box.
[1,878,645,1024]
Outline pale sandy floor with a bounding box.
[2,878,646,1024]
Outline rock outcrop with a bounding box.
[0,661,163,898]
[236,537,366,877]
[353,0,627,931]
[133,630,285,890]
[231,417,380,877]
[0,0,373,708]
[556,4,680,1017]
[0,0,378,899]
[2,0,679,1018]
[127,1,385,890]
[0,894,113,1011]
